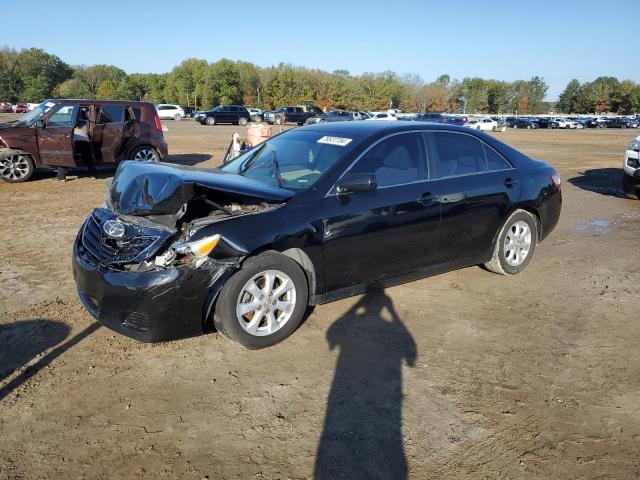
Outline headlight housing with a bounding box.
[628,139,640,151]
[172,234,220,258]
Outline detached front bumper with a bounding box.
[72,241,234,342]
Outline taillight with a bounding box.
[154,112,162,133]
[551,172,561,189]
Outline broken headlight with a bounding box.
[154,234,221,268]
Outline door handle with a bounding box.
[417,192,440,205]
[504,177,519,188]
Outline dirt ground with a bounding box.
[1,115,639,479]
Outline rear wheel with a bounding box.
[205,116,216,126]
[214,251,309,349]
[484,209,538,275]
[238,117,248,126]
[132,146,159,163]
[0,153,34,183]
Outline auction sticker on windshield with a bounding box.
[317,136,353,147]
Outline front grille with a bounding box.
[81,212,169,266]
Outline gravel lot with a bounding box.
[1,115,639,479]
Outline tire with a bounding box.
[0,153,35,183]
[205,116,216,126]
[275,117,283,125]
[131,146,160,163]
[513,124,518,129]
[526,125,532,129]
[174,114,182,121]
[214,251,309,349]
[238,117,248,126]
[623,174,639,200]
[484,209,538,275]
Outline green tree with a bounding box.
[76,64,127,95]
[557,79,584,113]
[16,48,71,101]
[96,80,118,99]
[55,78,92,98]
[19,75,50,102]
[205,59,241,107]
[0,48,21,102]
[526,76,548,113]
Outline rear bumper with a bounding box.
[72,240,234,342]
[539,188,562,241]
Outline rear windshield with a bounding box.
[221,129,362,190]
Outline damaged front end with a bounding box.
[72,161,291,342]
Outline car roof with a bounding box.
[47,98,152,107]
[300,120,477,136]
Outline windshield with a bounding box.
[16,101,56,126]
[221,130,361,190]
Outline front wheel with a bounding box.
[484,209,538,275]
[205,116,216,126]
[214,251,309,349]
[275,117,283,125]
[174,114,182,121]
[0,153,35,183]
[131,146,160,163]
[238,117,248,126]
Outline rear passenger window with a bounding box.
[483,144,511,171]
[97,105,124,124]
[429,132,486,178]
[350,133,426,187]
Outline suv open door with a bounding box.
[93,104,127,163]
[36,103,77,167]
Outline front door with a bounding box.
[424,131,522,266]
[36,104,77,166]
[322,132,441,292]
[93,104,125,163]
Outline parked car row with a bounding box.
[0,102,30,113]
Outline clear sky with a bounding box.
[1,0,638,100]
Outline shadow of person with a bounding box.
[0,319,70,384]
[0,320,100,401]
[314,286,416,480]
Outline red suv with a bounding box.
[0,99,168,183]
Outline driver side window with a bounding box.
[349,133,426,187]
[47,105,77,128]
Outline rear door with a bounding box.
[424,131,522,266]
[93,104,126,163]
[36,103,77,166]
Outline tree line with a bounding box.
[556,77,640,114]
[1,47,637,114]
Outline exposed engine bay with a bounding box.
[77,161,290,273]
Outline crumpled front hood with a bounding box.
[109,161,294,216]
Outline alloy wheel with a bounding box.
[134,149,158,163]
[503,220,532,267]
[236,269,297,336]
[0,154,30,181]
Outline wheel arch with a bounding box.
[126,143,160,161]
[489,203,542,256]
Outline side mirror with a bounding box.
[35,119,45,129]
[336,173,377,195]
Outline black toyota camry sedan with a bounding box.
[73,122,562,349]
